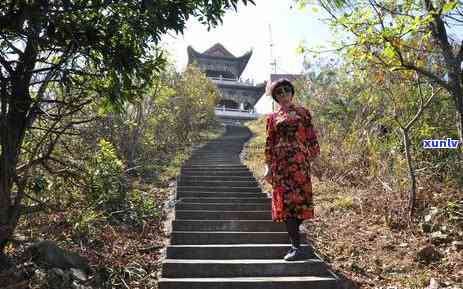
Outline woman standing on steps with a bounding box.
[263,78,321,261]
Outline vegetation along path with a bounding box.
[157,124,340,289]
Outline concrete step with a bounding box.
[178,180,259,187]
[200,143,246,146]
[183,163,244,167]
[188,158,238,161]
[172,220,284,232]
[179,175,256,182]
[191,150,244,154]
[158,276,338,289]
[177,192,266,199]
[184,162,243,166]
[182,163,247,166]
[161,258,332,278]
[158,125,339,289]
[181,165,249,170]
[180,171,253,177]
[189,152,239,156]
[185,158,242,162]
[186,159,242,162]
[189,152,237,155]
[175,210,271,220]
[200,143,245,146]
[187,157,241,161]
[177,186,261,193]
[165,244,317,259]
[181,166,250,171]
[179,197,270,203]
[175,202,271,211]
[170,231,303,245]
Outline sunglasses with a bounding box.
[274,85,292,98]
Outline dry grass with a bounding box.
[243,117,463,289]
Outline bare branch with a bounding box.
[406,77,440,129]
[401,61,450,90]
[458,39,463,63]
[0,54,14,75]
[29,126,81,136]
[0,34,24,56]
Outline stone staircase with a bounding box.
[158,125,340,289]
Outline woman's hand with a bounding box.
[263,163,272,182]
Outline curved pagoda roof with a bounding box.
[187,43,252,79]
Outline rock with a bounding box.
[70,268,88,282]
[0,253,13,270]
[31,268,48,286]
[416,245,443,264]
[427,278,439,289]
[26,240,90,273]
[421,222,432,233]
[12,233,28,242]
[452,241,463,250]
[430,231,450,245]
[47,268,72,289]
[71,280,92,289]
[458,269,463,279]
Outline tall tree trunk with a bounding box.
[127,103,143,171]
[424,0,463,155]
[402,128,417,220]
[455,95,463,156]
[0,92,31,252]
[0,32,38,253]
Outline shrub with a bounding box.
[86,139,127,213]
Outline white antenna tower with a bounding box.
[269,24,277,74]
[268,24,278,112]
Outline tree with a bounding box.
[0,0,254,254]
[296,0,463,155]
[380,72,441,219]
[298,53,458,218]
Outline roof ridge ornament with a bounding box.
[187,43,253,79]
[204,43,235,58]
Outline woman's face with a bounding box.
[275,85,293,106]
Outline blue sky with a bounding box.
[161,0,336,84]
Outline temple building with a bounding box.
[187,43,265,121]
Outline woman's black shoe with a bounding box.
[284,246,296,257]
[283,246,305,261]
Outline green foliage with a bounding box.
[1,0,255,110]
[1,0,252,230]
[72,208,106,238]
[32,175,48,195]
[128,189,159,221]
[333,195,354,210]
[86,139,127,212]
[81,60,222,190]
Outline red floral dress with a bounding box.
[264,104,320,222]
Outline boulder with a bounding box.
[26,240,90,273]
[47,268,72,289]
[416,245,443,264]
[452,240,463,250]
[427,278,440,289]
[70,268,88,282]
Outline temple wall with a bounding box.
[197,58,239,78]
[217,86,262,106]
